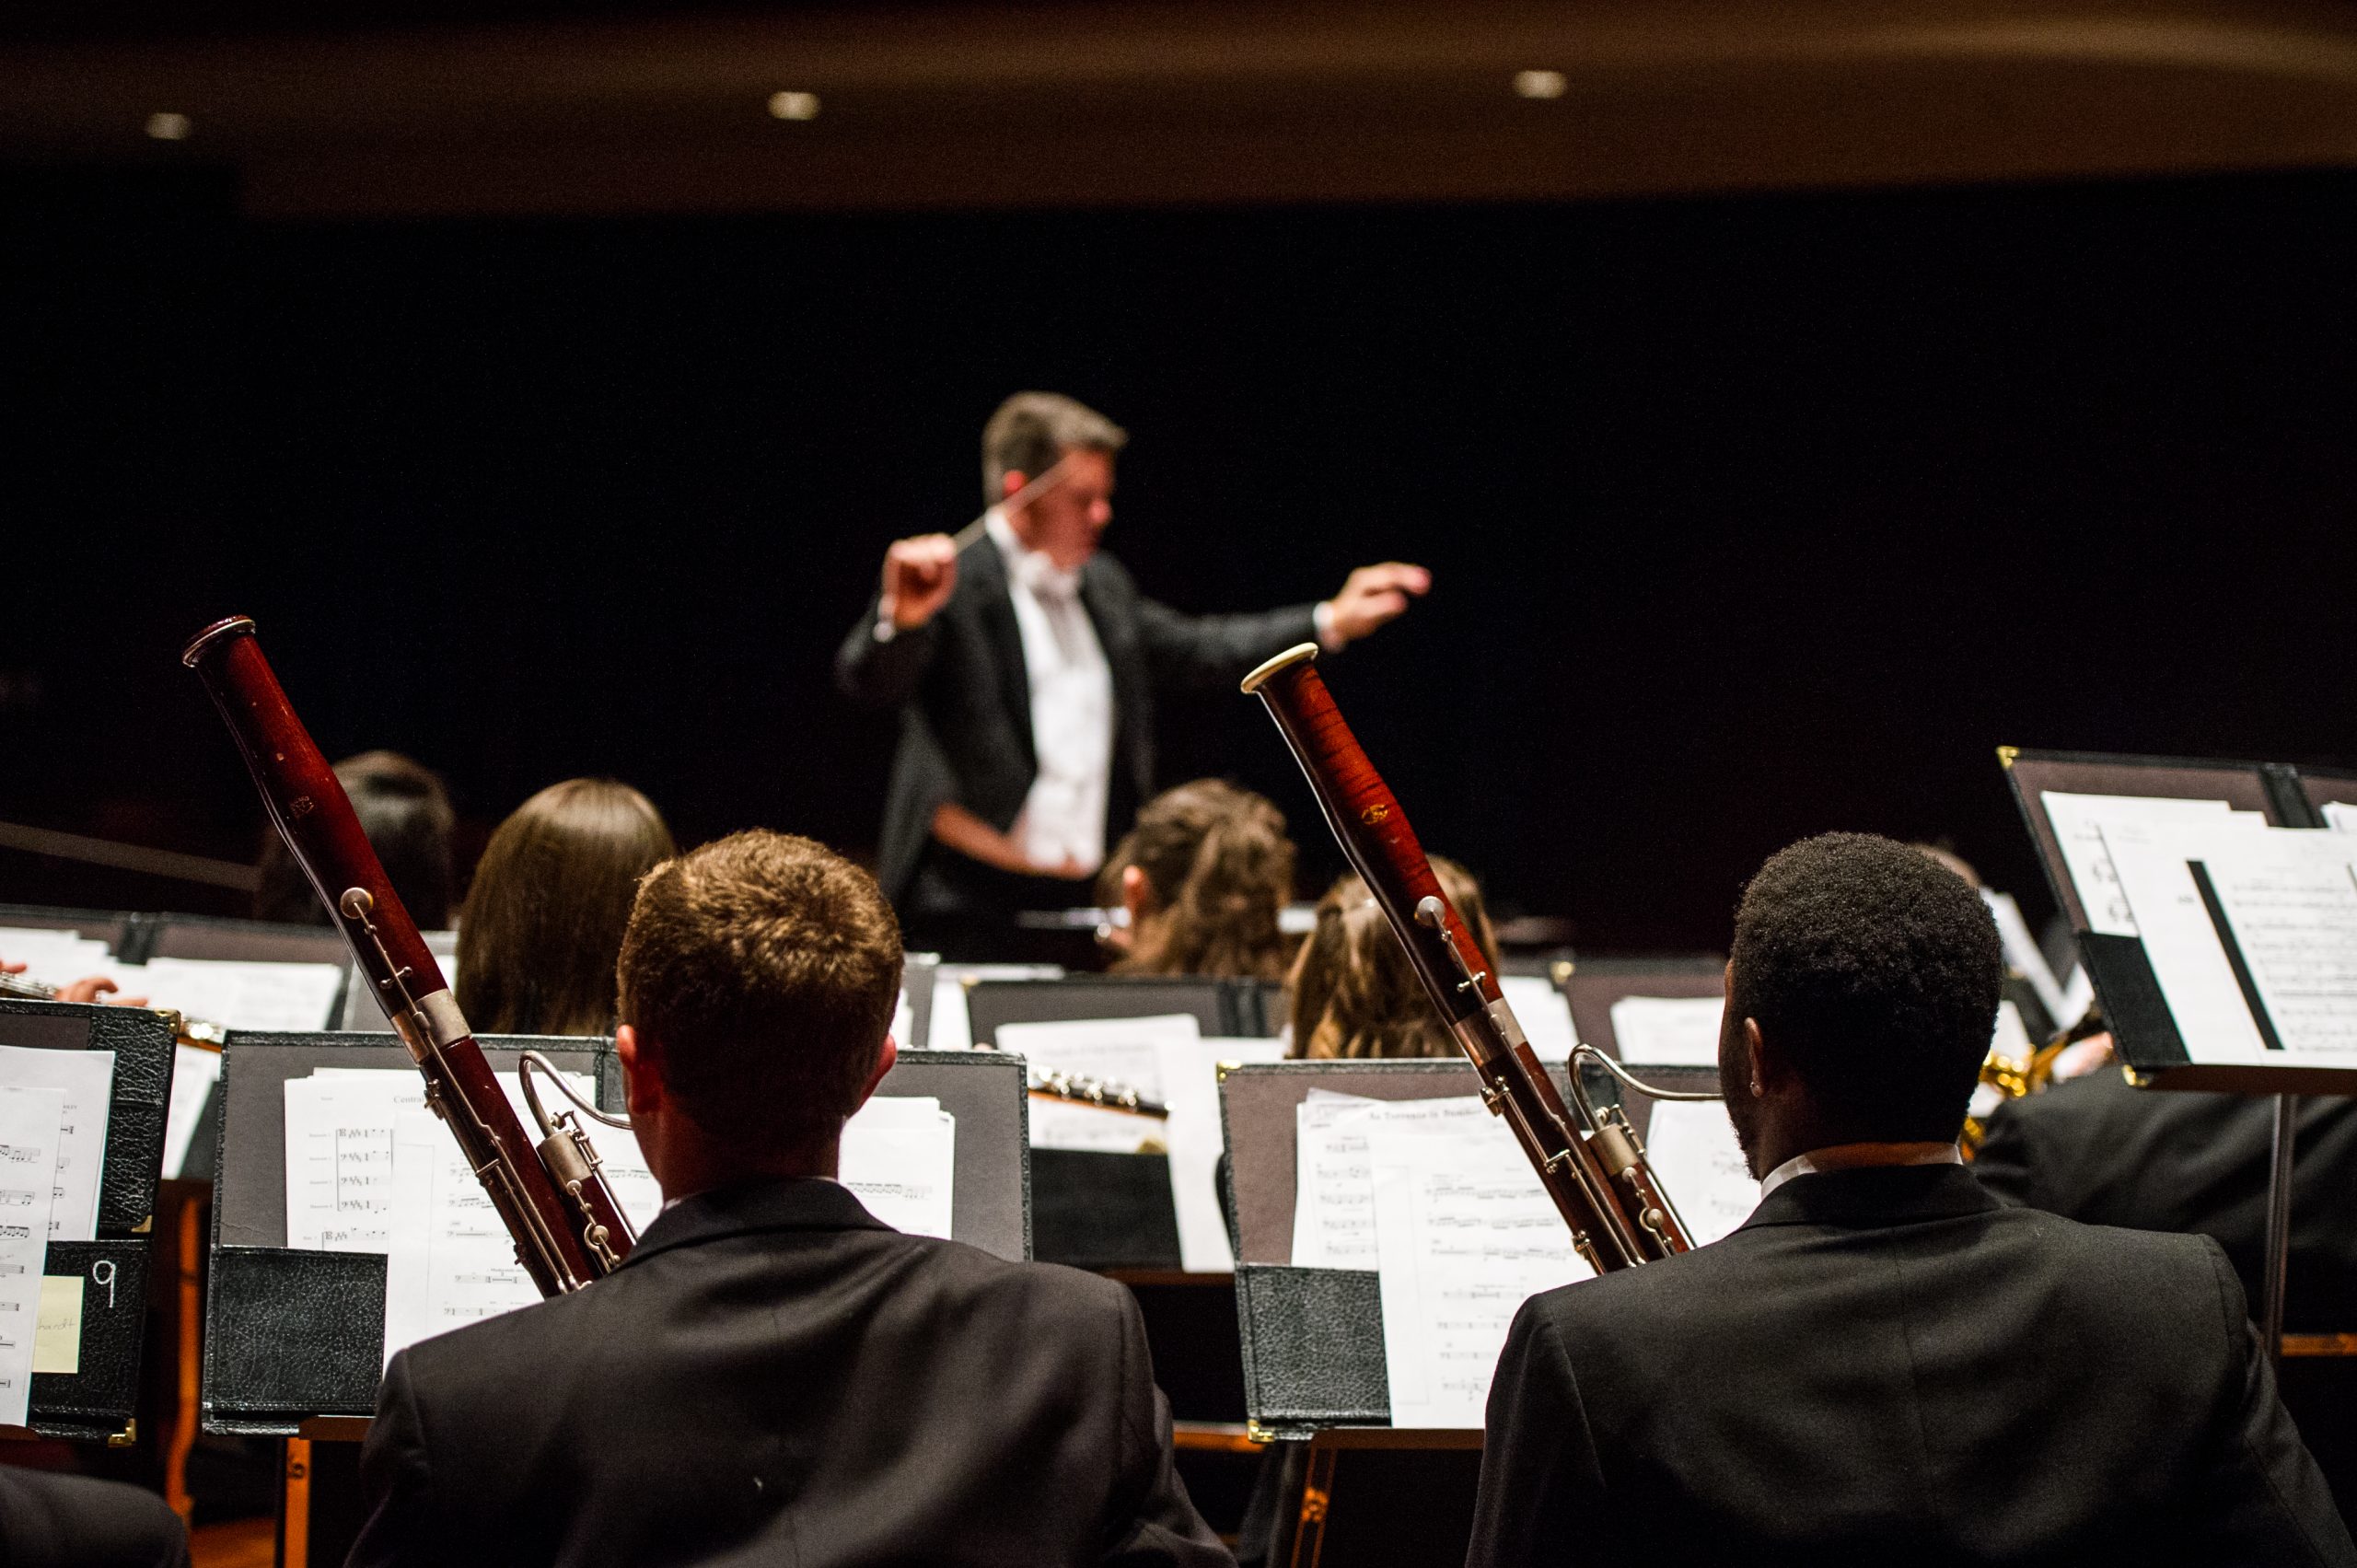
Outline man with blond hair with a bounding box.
[349,830,1230,1567]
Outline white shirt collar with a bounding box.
[1759,1142,1962,1197]
[984,508,1081,603]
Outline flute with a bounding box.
[182,616,633,1294]
[1242,643,1692,1273]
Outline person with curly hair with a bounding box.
[1096,780,1296,981]
[1286,856,1498,1059]
[1470,832,2353,1568]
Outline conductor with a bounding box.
[836,391,1426,956]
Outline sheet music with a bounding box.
[0,1045,112,1240]
[1152,1036,1285,1273]
[1499,976,1577,1063]
[1290,1091,1380,1269]
[2325,802,2357,835]
[2105,820,2274,1057]
[1981,889,2071,1028]
[840,1096,957,1239]
[998,1014,1197,1153]
[0,1086,64,1426]
[381,1102,540,1365]
[1367,1097,1589,1429]
[1608,995,1724,1064]
[0,930,115,987]
[2038,792,2258,937]
[1637,1100,1756,1246]
[126,958,346,1032]
[162,1044,225,1179]
[2200,831,2357,1055]
[283,1073,412,1252]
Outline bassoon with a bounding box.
[182,616,633,1295]
[1242,643,1693,1273]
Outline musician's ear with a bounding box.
[616,1023,663,1118]
[1001,469,1029,503]
[1120,865,1153,921]
[850,1032,899,1116]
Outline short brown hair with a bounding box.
[981,391,1127,503]
[457,779,676,1037]
[1098,780,1296,981]
[617,830,903,1153]
[1289,857,1501,1060]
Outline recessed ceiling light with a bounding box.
[1513,70,1567,100]
[767,91,820,122]
[145,111,192,140]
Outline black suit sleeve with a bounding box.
[1104,1286,1236,1567]
[2188,1240,2357,1565]
[1466,1300,1610,1568]
[835,593,942,709]
[1132,597,1319,691]
[347,1349,437,1568]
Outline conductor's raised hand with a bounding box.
[881,534,960,631]
[1323,562,1432,646]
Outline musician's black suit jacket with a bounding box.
[1974,1068,2357,1332]
[834,533,1317,902]
[1467,1163,2356,1568]
[346,1178,1234,1568]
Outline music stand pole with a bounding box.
[2263,1093,2296,1365]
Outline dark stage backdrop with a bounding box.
[4,169,2353,948]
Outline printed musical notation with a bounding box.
[0,1087,64,1426]
[1361,1097,1589,1429]
[0,1045,113,1241]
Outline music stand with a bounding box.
[0,997,175,1445]
[2002,746,2357,1359]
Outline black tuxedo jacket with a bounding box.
[835,534,1317,900]
[1975,1069,2357,1332]
[347,1179,1233,1568]
[1468,1164,2354,1568]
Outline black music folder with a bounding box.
[0,997,174,1441]
[2003,748,2357,1094]
[204,1038,1031,1435]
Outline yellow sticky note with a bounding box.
[33,1276,82,1376]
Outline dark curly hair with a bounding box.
[1729,832,2001,1143]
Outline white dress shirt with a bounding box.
[983,510,1115,874]
[1759,1141,1963,1197]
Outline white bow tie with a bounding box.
[1015,551,1083,606]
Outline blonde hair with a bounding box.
[1098,780,1296,981]
[1289,857,1500,1060]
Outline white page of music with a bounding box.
[1367,1097,1589,1429]
[382,1102,539,1365]
[283,1072,412,1252]
[0,1045,112,1241]
[1981,889,2073,1028]
[2326,802,2357,835]
[0,931,116,988]
[1608,995,1724,1064]
[161,1044,225,1180]
[2104,820,2275,1058]
[840,1096,956,1239]
[130,958,345,1033]
[998,1014,1196,1153]
[376,1064,607,1362]
[1291,1091,1381,1269]
[2038,793,2260,938]
[0,1086,64,1426]
[1158,1037,1286,1274]
[1637,1101,1757,1247]
[1498,977,1577,1063]
[2200,830,2357,1061]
